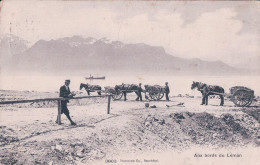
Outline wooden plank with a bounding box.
[0,98,60,104]
[107,95,111,114]
[68,95,111,100]
[0,95,113,105]
[57,99,62,125]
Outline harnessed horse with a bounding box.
[79,83,101,95]
[115,84,138,101]
[191,81,224,106]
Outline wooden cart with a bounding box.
[228,86,254,107]
[144,85,165,101]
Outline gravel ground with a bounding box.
[0,90,260,165]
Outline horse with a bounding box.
[79,83,101,95]
[115,84,138,101]
[191,81,225,106]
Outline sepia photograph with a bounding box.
[0,0,259,164]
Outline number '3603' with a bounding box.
[105,159,117,163]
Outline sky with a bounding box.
[0,0,259,68]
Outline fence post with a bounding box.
[57,99,62,125]
[107,95,111,114]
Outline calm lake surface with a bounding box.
[1,74,260,96]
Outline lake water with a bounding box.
[1,74,260,96]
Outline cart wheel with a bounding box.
[147,88,156,101]
[232,89,253,107]
[112,91,123,100]
[158,88,165,100]
[145,91,154,101]
[148,86,160,101]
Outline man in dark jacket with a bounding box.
[56,79,76,125]
[200,85,209,105]
[165,82,170,101]
[136,83,143,101]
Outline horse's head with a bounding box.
[191,81,199,90]
[144,85,148,90]
[115,83,125,91]
[79,83,84,90]
[79,83,88,90]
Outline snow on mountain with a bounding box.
[9,35,240,75]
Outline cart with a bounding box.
[104,86,138,101]
[229,86,254,107]
[211,86,254,107]
[144,85,165,101]
[104,86,123,100]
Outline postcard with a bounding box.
[0,1,259,165]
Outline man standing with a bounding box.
[136,83,143,101]
[165,82,170,101]
[56,79,76,125]
[200,85,209,105]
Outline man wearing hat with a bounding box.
[165,82,170,101]
[136,83,143,101]
[56,79,76,125]
[200,84,209,106]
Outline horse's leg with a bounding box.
[201,94,205,105]
[123,92,127,101]
[220,95,224,106]
[87,90,90,95]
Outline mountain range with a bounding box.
[1,35,243,75]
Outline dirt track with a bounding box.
[0,90,260,165]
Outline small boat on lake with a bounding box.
[85,75,105,80]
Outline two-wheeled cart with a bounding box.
[211,86,254,107]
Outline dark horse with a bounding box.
[115,83,138,101]
[191,81,225,106]
[80,83,101,95]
